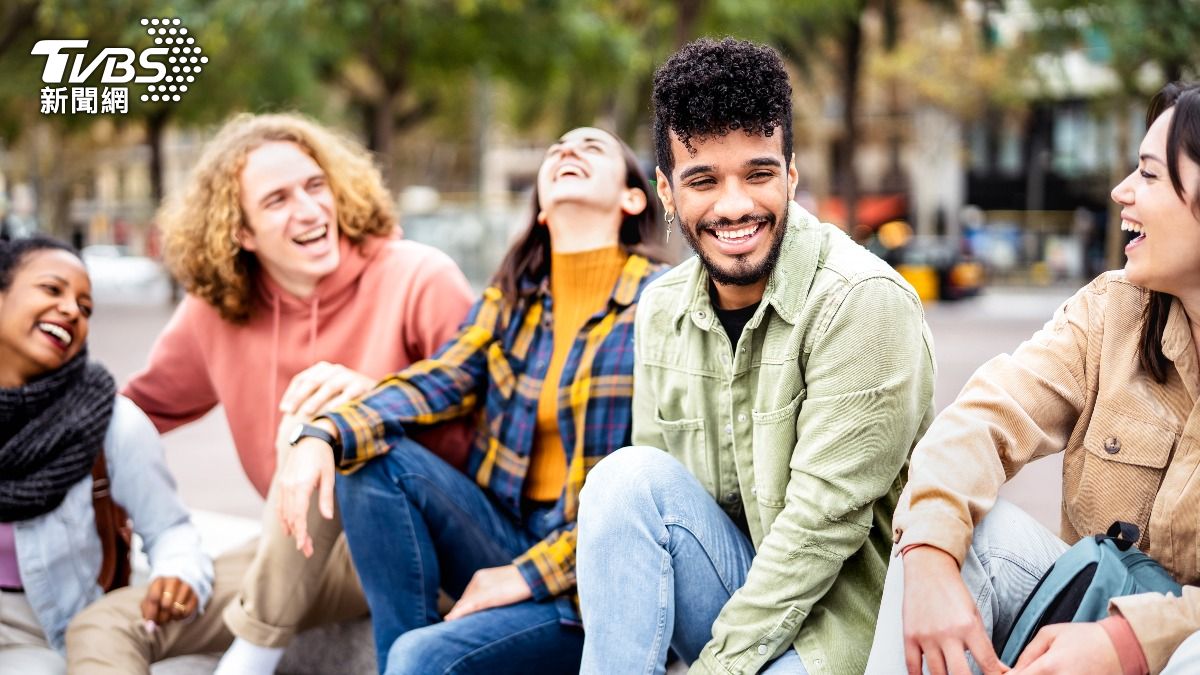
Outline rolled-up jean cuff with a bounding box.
[221,598,297,648]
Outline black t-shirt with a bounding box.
[711,289,761,351]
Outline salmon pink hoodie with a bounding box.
[123,236,475,496]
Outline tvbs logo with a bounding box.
[34,40,169,84]
[32,17,205,108]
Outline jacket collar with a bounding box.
[673,203,822,330]
[1162,296,1200,401]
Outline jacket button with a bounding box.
[1104,437,1121,454]
[758,644,768,656]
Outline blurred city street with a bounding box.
[6,3,1199,671]
[89,282,1077,530]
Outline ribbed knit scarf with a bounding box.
[0,351,115,521]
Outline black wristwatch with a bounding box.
[288,422,339,455]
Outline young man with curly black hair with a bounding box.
[575,38,937,675]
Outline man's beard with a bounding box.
[678,202,788,287]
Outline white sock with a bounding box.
[213,637,286,675]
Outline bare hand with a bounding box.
[444,565,532,621]
[902,545,1009,675]
[1010,623,1121,675]
[276,420,338,558]
[140,576,198,629]
[278,361,376,418]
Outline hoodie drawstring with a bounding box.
[269,295,281,456]
[309,296,319,364]
[266,288,321,459]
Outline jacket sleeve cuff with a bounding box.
[1099,615,1149,675]
[893,506,974,566]
[512,553,552,602]
[1110,592,1199,674]
[321,409,395,470]
[688,650,735,675]
[321,411,354,465]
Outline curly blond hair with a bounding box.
[160,112,397,323]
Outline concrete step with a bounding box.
[150,618,376,674]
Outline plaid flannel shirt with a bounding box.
[326,253,665,622]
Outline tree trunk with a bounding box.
[374,90,403,182]
[142,107,178,301]
[674,0,704,47]
[368,89,399,185]
[0,1,37,58]
[839,15,863,237]
[145,108,170,203]
[35,124,70,241]
[1106,100,1132,271]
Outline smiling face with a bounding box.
[0,249,92,387]
[1112,108,1200,297]
[535,127,642,219]
[238,141,340,297]
[657,130,798,302]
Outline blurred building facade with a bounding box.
[0,0,1176,287]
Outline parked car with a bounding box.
[869,224,984,302]
[895,236,984,302]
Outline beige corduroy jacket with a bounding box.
[894,271,1200,673]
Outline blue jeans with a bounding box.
[576,446,807,674]
[336,438,583,675]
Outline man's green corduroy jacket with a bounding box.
[631,204,937,675]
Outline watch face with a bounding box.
[288,423,305,445]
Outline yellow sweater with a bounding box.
[525,245,629,501]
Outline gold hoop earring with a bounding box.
[665,211,674,244]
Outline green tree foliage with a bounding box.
[1031,0,1200,89]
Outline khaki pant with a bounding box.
[66,480,368,674]
[0,590,65,674]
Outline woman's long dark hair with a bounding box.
[490,130,660,299]
[1139,83,1200,383]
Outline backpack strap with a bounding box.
[1096,521,1140,552]
[91,451,132,591]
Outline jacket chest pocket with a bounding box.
[1074,406,1174,539]
[750,390,805,510]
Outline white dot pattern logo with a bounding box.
[140,17,204,108]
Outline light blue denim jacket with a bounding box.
[13,395,212,651]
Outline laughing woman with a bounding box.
[866,83,1200,675]
[0,237,210,674]
[275,127,667,674]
